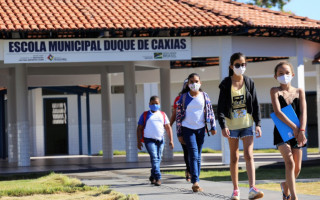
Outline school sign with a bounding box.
[3,37,191,64]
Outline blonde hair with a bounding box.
[274,61,294,75]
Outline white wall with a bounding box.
[32,63,317,155]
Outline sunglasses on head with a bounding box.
[234,63,246,68]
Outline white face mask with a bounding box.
[188,83,201,92]
[277,74,293,85]
[233,66,246,76]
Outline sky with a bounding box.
[236,0,320,20]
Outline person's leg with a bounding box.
[182,127,198,183]
[242,135,255,188]
[292,148,302,178]
[144,138,158,180]
[195,127,205,183]
[278,143,297,200]
[181,143,191,180]
[228,137,240,190]
[155,139,165,181]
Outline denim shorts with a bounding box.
[229,126,253,139]
[276,139,305,149]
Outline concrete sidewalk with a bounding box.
[67,168,320,200]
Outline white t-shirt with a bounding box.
[138,111,170,140]
[182,92,205,129]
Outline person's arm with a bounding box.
[170,108,176,127]
[205,93,217,135]
[270,87,299,138]
[217,84,230,138]
[250,80,262,138]
[137,125,144,150]
[164,124,174,149]
[297,88,307,146]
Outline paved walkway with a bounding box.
[67,168,320,200]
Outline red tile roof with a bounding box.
[0,0,319,41]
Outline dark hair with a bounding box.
[274,61,294,76]
[180,73,202,94]
[229,52,246,76]
[149,95,159,102]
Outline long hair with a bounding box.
[178,78,188,96]
[180,73,202,94]
[229,52,246,77]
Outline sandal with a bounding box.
[192,185,203,192]
[280,182,291,200]
[185,171,191,182]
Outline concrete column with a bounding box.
[289,39,307,160]
[124,63,138,162]
[29,88,44,156]
[7,68,18,164]
[219,36,232,165]
[317,64,320,153]
[15,64,30,166]
[160,62,173,161]
[101,67,113,160]
[143,83,158,110]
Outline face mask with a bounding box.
[188,83,201,92]
[277,74,293,85]
[149,104,160,111]
[233,66,246,76]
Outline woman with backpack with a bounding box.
[176,73,216,192]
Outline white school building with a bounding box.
[0,0,319,167]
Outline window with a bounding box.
[111,85,137,94]
[260,103,274,119]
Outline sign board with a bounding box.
[3,37,191,63]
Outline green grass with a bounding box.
[97,147,319,156]
[0,173,90,197]
[164,166,320,182]
[0,173,138,200]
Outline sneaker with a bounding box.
[154,179,161,186]
[149,176,156,184]
[248,187,264,199]
[231,189,240,200]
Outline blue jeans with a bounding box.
[182,126,205,183]
[144,137,164,180]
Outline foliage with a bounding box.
[234,0,291,11]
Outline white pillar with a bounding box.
[160,62,173,161]
[101,67,113,160]
[124,63,138,162]
[29,88,44,156]
[15,64,30,166]
[317,64,320,153]
[7,68,18,164]
[143,83,158,110]
[219,36,232,165]
[289,39,307,160]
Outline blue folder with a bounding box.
[270,104,300,142]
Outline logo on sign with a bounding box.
[47,54,54,61]
[154,52,163,59]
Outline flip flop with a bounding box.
[280,182,291,200]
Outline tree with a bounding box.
[234,0,291,11]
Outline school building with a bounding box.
[0,0,319,167]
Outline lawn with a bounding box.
[98,148,319,156]
[165,166,320,182]
[164,166,320,196]
[0,173,138,200]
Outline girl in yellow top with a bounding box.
[217,52,263,200]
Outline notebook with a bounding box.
[270,104,300,142]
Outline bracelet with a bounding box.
[299,129,305,132]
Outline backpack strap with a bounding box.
[203,92,210,136]
[141,111,148,143]
[182,93,187,110]
[160,111,166,126]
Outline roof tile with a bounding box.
[0,0,318,36]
